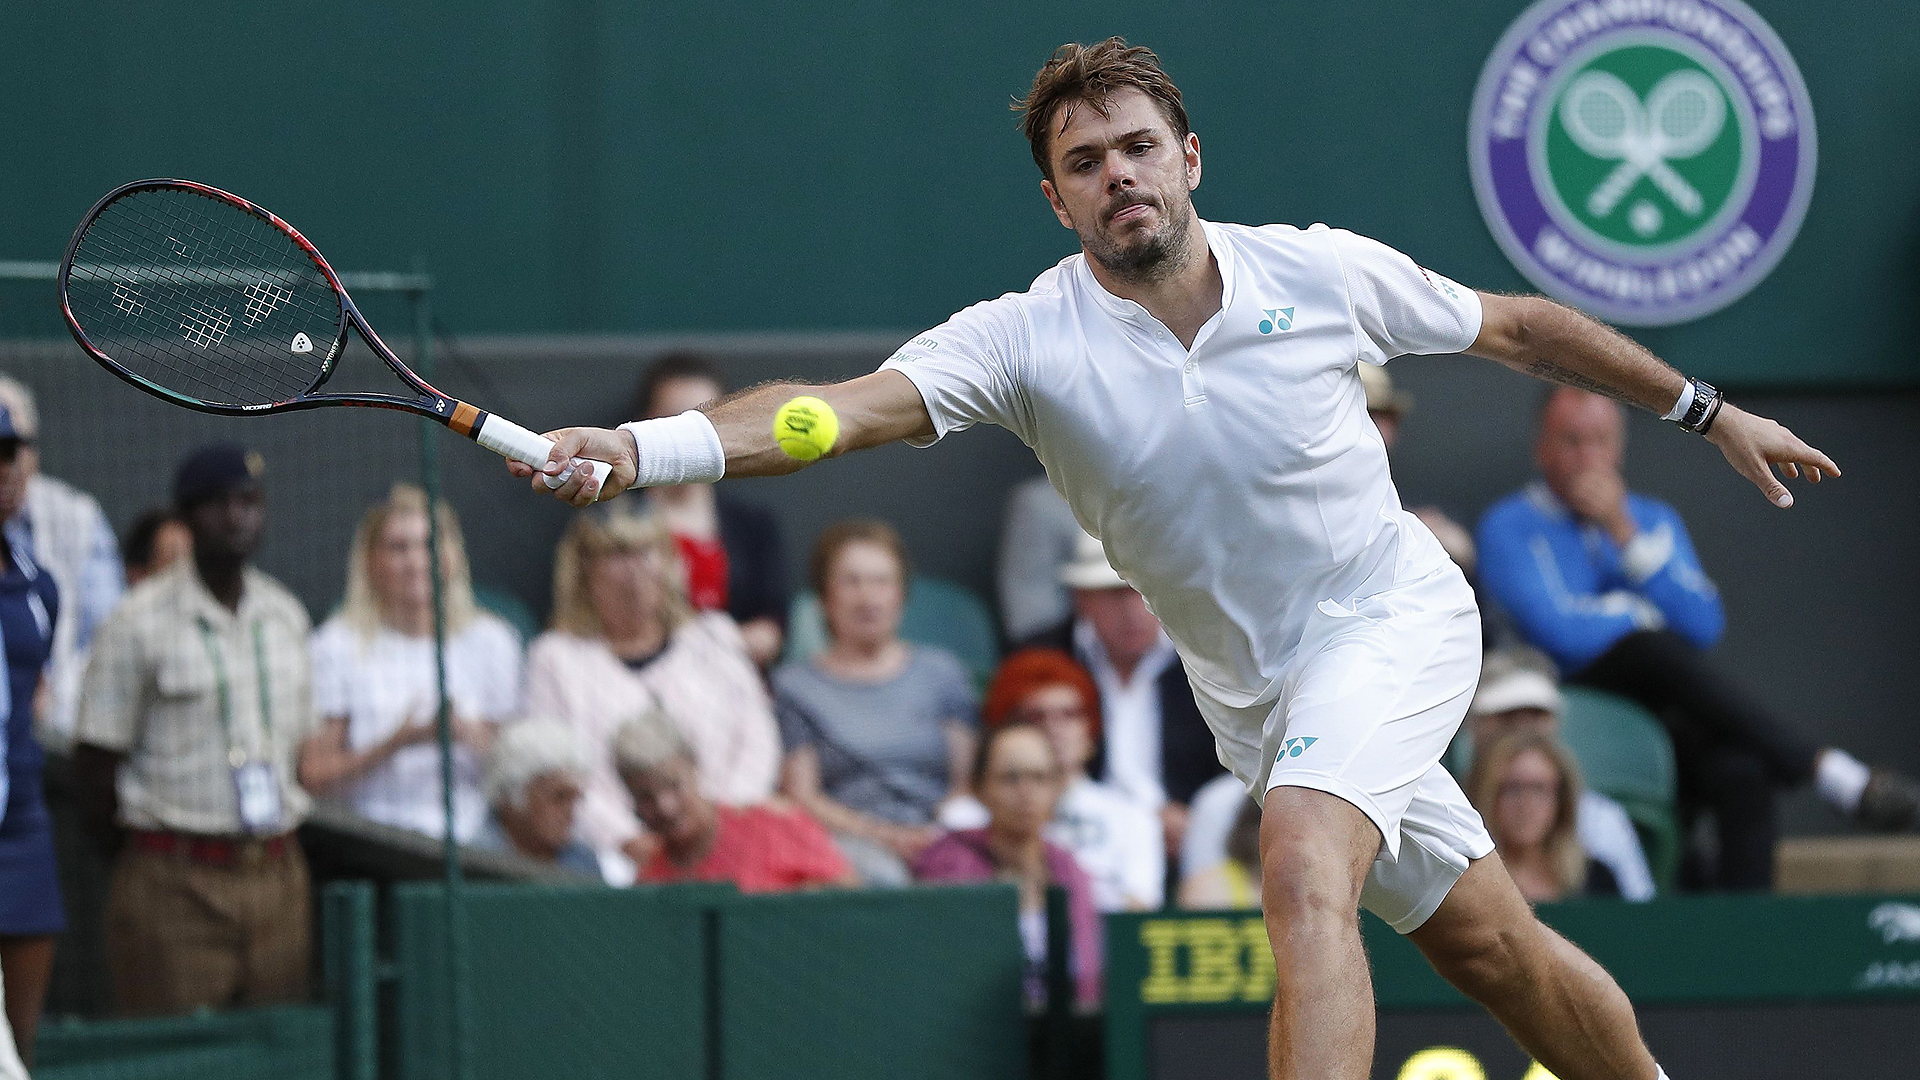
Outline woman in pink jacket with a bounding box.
[913,721,1102,1009]
[526,509,779,884]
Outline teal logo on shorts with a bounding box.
[1257,307,1294,334]
[1279,736,1318,761]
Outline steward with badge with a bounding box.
[73,443,316,1016]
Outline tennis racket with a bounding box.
[58,178,611,496]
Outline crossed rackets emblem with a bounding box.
[1559,69,1725,221]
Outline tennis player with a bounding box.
[511,39,1835,1080]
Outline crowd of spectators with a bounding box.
[0,354,1913,1064]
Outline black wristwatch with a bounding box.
[1676,378,1723,435]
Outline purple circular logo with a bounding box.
[1469,0,1816,326]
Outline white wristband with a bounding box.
[618,411,727,487]
[1661,380,1696,422]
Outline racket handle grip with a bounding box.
[473,414,614,501]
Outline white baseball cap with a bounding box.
[1469,668,1563,717]
[1059,530,1128,591]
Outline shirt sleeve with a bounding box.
[74,608,147,752]
[770,666,819,752]
[309,620,353,721]
[1325,227,1483,365]
[76,497,126,651]
[930,650,980,728]
[779,807,854,886]
[878,295,1033,447]
[474,617,525,723]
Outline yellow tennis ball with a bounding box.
[773,395,839,461]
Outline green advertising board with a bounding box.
[1106,895,1920,1079]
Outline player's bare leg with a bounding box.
[1258,787,1386,1080]
[1408,853,1659,1080]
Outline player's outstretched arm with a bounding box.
[509,370,934,506]
[1468,292,1840,508]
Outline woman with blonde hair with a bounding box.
[1465,730,1621,903]
[526,508,778,884]
[299,484,523,841]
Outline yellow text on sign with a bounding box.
[1139,918,1276,1004]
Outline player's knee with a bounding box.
[1258,834,1365,933]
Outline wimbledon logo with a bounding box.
[1468,0,1816,326]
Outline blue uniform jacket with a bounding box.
[1476,481,1723,674]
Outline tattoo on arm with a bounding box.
[1523,359,1646,408]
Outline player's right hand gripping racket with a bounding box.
[58,179,611,496]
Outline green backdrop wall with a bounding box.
[5,1,1916,385]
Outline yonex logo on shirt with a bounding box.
[1278,736,1318,760]
[1257,307,1295,334]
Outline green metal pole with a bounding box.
[413,271,471,1080]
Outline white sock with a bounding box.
[1815,749,1872,813]
[1656,1068,1672,1080]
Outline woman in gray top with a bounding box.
[773,520,977,886]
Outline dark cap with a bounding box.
[173,442,265,509]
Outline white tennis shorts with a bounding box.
[1193,565,1494,934]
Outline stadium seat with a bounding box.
[1557,687,1682,895]
[782,576,1001,689]
[473,583,539,644]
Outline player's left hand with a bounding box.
[1705,403,1840,509]
[505,426,639,506]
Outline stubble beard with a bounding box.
[1080,194,1196,285]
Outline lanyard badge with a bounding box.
[200,618,285,835]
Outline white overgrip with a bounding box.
[473,413,613,499]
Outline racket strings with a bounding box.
[71,215,324,404]
[65,187,343,408]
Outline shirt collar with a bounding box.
[1075,217,1236,325]
[2,516,35,579]
[1524,480,1572,521]
[1073,617,1177,688]
[172,559,263,626]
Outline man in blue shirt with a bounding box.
[1479,388,1917,889]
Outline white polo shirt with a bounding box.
[881,221,1482,709]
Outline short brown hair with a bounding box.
[809,519,911,597]
[1016,37,1190,180]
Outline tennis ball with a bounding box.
[773,395,839,461]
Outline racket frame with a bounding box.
[58,179,597,485]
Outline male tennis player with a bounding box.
[511,38,1836,1080]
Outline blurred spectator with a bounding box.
[774,520,977,887]
[1464,647,1654,901]
[1478,388,1919,889]
[942,648,1164,910]
[1358,364,1477,573]
[528,509,779,884]
[0,398,61,1067]
[0,376,123,749]
[619,352,789,667]
[1178,798,1261,909]
[1017,531,1225,859]
[471,719,600,878]
[299,485,522,842]
[120,507,193,587]
[996,476,1081,644]
[1176,772,1255,886]
[615,707,855,891]
[1466,730,1620,902]
[913,722,1101,1008]
[74,444,316,1016]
